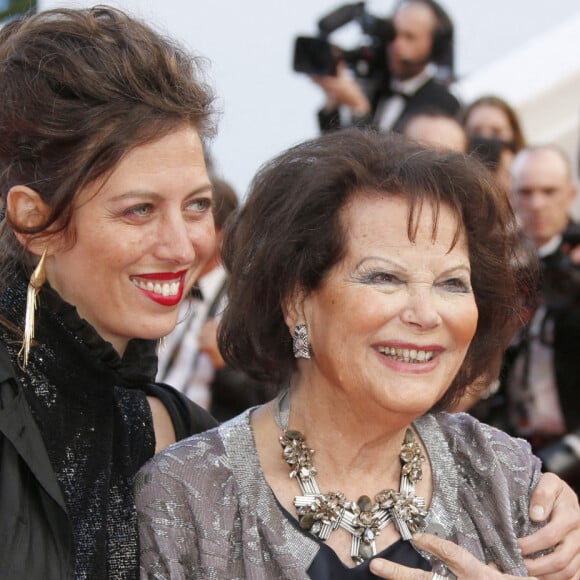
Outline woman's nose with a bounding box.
[400,286,442,329]
[155,214,196,264]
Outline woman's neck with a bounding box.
[279,383,416,491]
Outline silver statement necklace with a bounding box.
[275,389,428,564]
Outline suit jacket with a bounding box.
[318,76,461,134]
[538,227,580,432]
[475,223,580,438]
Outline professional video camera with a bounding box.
[542,224,580,310]
[292,2,394,81]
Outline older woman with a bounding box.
[0,7,218,578]
[137,129,580,579]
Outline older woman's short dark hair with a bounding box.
[220,129,532,410]
[0,6,215,281]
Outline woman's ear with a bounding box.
[6,185,53,255]
[282,286,307,333]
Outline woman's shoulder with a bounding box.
[424,411,540,483]
[135,423,237,535]
[433,411,532,450]
[136,412,257,554]
[418,414,542,571]
[143,381,219,439]
[136,411,251,493]
[429,411,534,455]
[138,424,226,483]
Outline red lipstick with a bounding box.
[131,270,188,307]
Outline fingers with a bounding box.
[410,532,478,576]
[518,474,580,579]
[199,318,218,344]
[523,525,580,580]
[309,73,370,112]
[335,61,347,75]
[409,533,536,579]
[369,558,431,579]
[519,475,579,556]
[528,473,562,523]
[518,519,562,558]
[524,555,580,580]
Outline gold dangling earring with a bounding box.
[18,248,47,369]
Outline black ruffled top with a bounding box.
[0,268,158,578]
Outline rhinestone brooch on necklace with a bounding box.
[279,426,427,563]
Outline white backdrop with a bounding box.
[41,0,580,198]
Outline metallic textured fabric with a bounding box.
[137,409,543,579]
[0,271,158,578]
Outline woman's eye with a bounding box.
[440,278,471,292]
[187,197,212,213]
[124,204,152,218]
[365,271,400,284]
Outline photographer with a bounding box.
[496,145,580,495]
[312,0,461,133]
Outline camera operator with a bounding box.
[314,0,461,133]
[497,145,580,494]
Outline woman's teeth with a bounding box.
[132,279,180,297]
[377,346,434,363]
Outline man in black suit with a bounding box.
[501,145,580,493]
[315,0,460,133]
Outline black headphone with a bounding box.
[394,0,454,70]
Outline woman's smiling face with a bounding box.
[46,125,215,354]
[299,194,478,419]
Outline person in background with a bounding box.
[467,135,516,194]
[398,108,517,201]
[462,94,526,153]
[0,7,218,577]
[400,107,515,195]
[495,145,580,495]
[400,108,467,152]
[137,130,580,579]
[461,95,526,195]
[315,0,460,134]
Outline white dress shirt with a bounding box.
[375,64,436,131]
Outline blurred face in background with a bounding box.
[510,148,576,248]
[388,2,436,80]
[464,104,514,145]
[403,114,467,152]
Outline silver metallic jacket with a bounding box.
[137,410,543,579]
